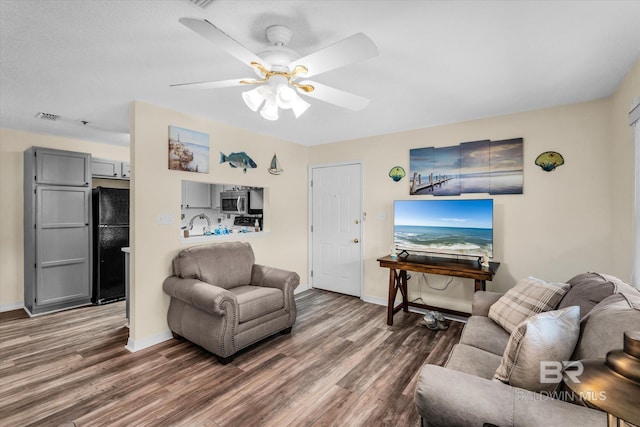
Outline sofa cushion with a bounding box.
[572,291,640,360]
[459,316,511,356]
[229,285,284,323]
[558,272,632,318]
[488,276,570,333]
[445,343,503,380]
[173,242,255,290]
[494,305,580,393]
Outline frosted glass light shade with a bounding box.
[291,95,311,118]
[260,99,279,121]
[275,85,296,109]
[242,85,271,112]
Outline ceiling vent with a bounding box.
[34,112,61,121]
[187,0,214,8]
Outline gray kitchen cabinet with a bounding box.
[182,180,212,208]
[121,161,131,178]
[91,157,130,180]
[24,147,92,315]
[34,147,91,186]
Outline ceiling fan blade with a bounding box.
[179,17,263,69]
[170,78,251,90]
[289,33,378,78]
[298,81,370,111]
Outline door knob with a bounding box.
[353,238,359,243]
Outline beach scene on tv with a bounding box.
[394,199,493,258]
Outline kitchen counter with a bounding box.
[180,230,268,244]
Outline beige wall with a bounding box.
[310,97,629,313]
[0,128,129,309]
[128,101,308,347]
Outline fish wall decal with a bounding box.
[220,151,257,173]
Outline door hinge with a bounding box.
[310,180,313,187]
[310,225,313,232]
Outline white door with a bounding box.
[310,163,363,297]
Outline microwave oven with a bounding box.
[220,190,248,215]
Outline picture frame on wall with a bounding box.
[168,125,210,173]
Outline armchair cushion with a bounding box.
[173,241,254,289]
[493,305,580,392]
[459,315,510,355]
[229,285,284,323]
[488,276,570,333]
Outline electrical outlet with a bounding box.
[157,213,173,224]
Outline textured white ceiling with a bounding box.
[1,0,639,147]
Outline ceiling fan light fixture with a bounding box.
[275,85,296,109]
[291,95,311,118]
[260,98,279,121]
[242,85,271,112]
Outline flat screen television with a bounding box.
[394,199,493,258]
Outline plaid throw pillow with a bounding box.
[488,276,570,333]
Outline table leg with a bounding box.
[399,269,409,312]
[387,268,398,325]
[474,280,486,292]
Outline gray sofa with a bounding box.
[163,241,299,364]
[415,272,640,427]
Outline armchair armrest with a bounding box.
[163,276,237,317]
[251,264,300,293]
[415,365,606,427]
[472,291,504,316]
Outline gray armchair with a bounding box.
[163,241,299,364]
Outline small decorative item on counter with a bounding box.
[242,227,248,233]
[183,229,189,238]
[390,245,397,259]
[204,227,212,236]
[480,255,490,268]
[254,219,260,232]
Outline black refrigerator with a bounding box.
[92,187,129,305]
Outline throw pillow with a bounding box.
[558,272,636,318]
[493,305,580,393]
[488,276,570,333]
[572,291,640,360]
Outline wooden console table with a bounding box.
[377,254,500,325]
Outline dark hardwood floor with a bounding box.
[0,289,463,426]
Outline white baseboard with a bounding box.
[125,330,173,353]
[0,302,24,313]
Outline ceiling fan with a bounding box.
[171,18,379,120]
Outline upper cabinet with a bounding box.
[34,148,91,187]
[121,162,131,179]
[182,181,212,209]
[92,158,130,180]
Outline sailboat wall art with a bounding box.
[268,153,283,175]
[168,125,210,173]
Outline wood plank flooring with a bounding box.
[0,289,463,427]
